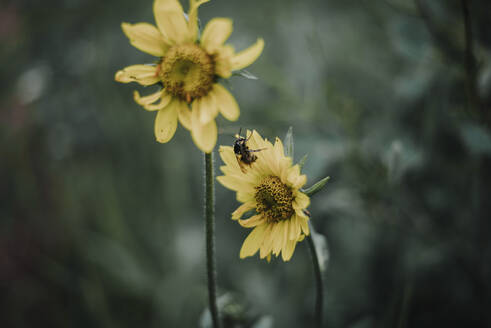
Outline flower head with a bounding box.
[115,0,264,153]
[217,130,311,261]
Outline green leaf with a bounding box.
[284,126,294,158]
[233,69,258,80]
[302,176,330,197]
[298,153,308,169]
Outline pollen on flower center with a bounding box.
[158,44,215,101]
[255,176,294,222]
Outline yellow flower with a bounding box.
[217,130,311,261]
[115,0,264,153]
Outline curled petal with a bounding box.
[232,202,255,220]
[231,38,264,71]
[133,89,163,106]
[142,93,172,111]
[115,65,159,86]
[238,214,265,228]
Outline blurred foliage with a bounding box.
[1,0,491,327]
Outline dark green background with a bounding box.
[1,0,491,327]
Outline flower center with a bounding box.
[159,44,214,102]
[255,176,294,222]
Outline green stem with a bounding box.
[306,231,324,328]
[204,151,220,328]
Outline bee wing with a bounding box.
[235,154,249,173]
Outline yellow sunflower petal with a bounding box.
[248,131,273,173]
[154,99,179,143]
[259,223,275,259]
[293,192,310,210]
[190,119,217,153]
[248,130,265,149]
[216,175,254,193]
[239,214,265,228]
[287,165,307,189]
[115,65,159,86]
[133,89,163,106]
[187,0,210,41]
[281,239,297,261]
[273,137,285,158]
[289,215,301,240]
[214,45,234,78]
[192,93,217,125]
[142,93,173,111]
[177,101,192,130]
[293,174,307,189]
[296,208,309,220]
[237,191,255,203]
[284,218,291,241]
[153,0,189,44]
[283,219,289,249]
[240,224,267,259]
[272,221,286,255]
[231,38,264,71]
[213,84,240,121]
[219,145,240,170]
[121,22,170,57]
[279,157,293,182]
[298,214,310,235]
[201,18,233,53]
[232,201,255,220]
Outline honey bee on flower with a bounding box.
[233,128,265,173]
[217,130,311,262]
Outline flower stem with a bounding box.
[204,151,220,328]
[306,232,324,328]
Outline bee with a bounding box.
[233,129,265,173]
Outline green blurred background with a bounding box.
[2,0,491,327]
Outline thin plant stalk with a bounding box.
[204,151,220,328]
[306,231,324,328]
